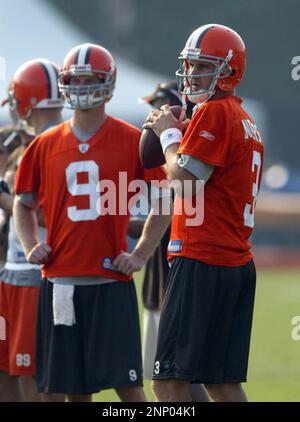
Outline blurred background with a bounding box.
[0,0,299,402]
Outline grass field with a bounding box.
[94,268,300,402]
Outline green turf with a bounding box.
[94,268,300,402]
[244,269,300,402]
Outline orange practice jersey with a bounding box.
[169,95,264,266]
[15,117,165,280]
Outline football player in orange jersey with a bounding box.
[144,24,264,402]
[136,80,209,402]
[13,44,171,402]
[0,59,64,402]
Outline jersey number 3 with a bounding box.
[244,150,262,228]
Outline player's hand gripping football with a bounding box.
[143,104,190,137]
[26,242,52,265]
[113,251,146,276]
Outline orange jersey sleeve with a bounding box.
[177,98,231,167]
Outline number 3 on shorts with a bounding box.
[154,361,160,375]
[66,161,100,222]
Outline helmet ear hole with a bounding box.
[220,64,233,77]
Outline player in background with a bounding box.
[0,126,22,265]
[0,126,21,179]
[13,43,171,402]
[133,80,209,402]
[0,59,64,401]
[144,24,264,402]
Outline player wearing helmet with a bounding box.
[144,24,264,402]
[0,59,63,402]
[58,43,116,110]
[13,44,170,402]
[135,80,209,402]
[176,24,246,106]
[11,59,63,133]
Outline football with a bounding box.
[139,105,184,169]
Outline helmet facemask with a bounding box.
[176,49,233,105]
[59,66,115,110]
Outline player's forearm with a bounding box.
[0,193,14,215]
[165,144,195,181]
[13,197,39,255]
[164,144,199,196]
[132,210,171,263]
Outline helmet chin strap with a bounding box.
[187,75,218,106]
[187,88,215,106]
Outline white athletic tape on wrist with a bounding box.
[160,128,183,154]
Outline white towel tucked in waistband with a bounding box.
[53,284,76,326]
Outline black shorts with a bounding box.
[152,257,256,384]
[36,279,143,394]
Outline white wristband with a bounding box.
[160,128,183,154]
